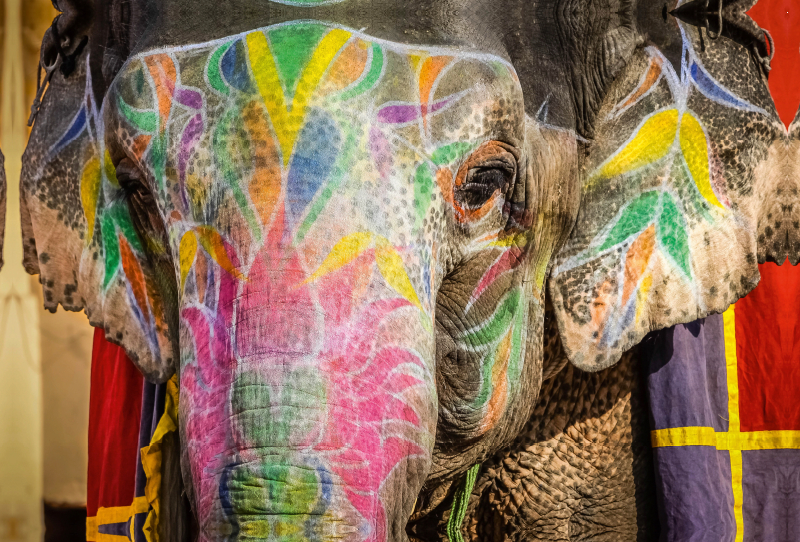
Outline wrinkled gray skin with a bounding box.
[21,0,788,540]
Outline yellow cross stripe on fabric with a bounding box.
[723,304,743,542]
[651,305,750,541]
[724,305,740,432]
[86,497,150,541]
[730,449,743,542]
[246,28,352,166]
[650,427,800,450]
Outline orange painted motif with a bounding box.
[482,329,513,432]
[622,224,655,308]
[321,39,370,95]
[243,101,283,230]
[119,235,151,324]
[144,55,177,130]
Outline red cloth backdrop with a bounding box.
[743,0,800,431]
[86,328,143,539]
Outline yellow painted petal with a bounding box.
[197,226,246,280]
[374,236,422,309]
[304,232,374,284]
[81,156,102,243]
[179,231,198,292]
[103,149,119,187]
[594,109,679,182]
[241,521,271,538]
[488,232,528,248]
[247,28,351,165]
[680,112,723,208]
[635,274,653,324]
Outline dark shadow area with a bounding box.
[44,502,86,542]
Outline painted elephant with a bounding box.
[20,0,795,540]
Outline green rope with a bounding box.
[446,463,481,542]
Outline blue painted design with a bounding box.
[50,106,87,156]
[221,40,253,93]
[218,463,242,538]
[305,463,334,540]
[690,62,764,113]
[602,293,637,347]
[285,108,342,231]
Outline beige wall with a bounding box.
[21,0,93,508]
[1,0,44,538]
[0,4,94,542]
[38,291,93,506]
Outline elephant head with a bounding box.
[20,0,792,540]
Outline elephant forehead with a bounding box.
[112,21,525,157]
[109,20,526,251]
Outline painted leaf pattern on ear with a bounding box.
[18,58,181,377]
[551,25,778,370]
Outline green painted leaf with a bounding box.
[658,193,692,277]
[150,133,167,191]
[431,142,476,166]
[598,191,659,252]
[414,164,434,227]
[100,214,120,290]
[462,289,521,348]
[207,43,233,95]
[337,44,384,102]
[108,203,144,253]
[117,96,157,133]
[267,23,329,99]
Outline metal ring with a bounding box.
[763,28,775,63]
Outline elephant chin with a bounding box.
[202,452,423,542]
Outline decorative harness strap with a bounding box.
[671,0,775,75]
[28,14,88,126]
[446,463,481,542]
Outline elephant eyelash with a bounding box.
[456,158,517,211]
[457,169,511,210]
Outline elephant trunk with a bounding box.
[181,248,437,542]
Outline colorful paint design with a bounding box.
[553,24,770,356]
[42,65,173,364]
[89,21,528,540]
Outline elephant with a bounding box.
[19,0,796,540]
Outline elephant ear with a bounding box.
[21,58,177,382]
[549,26,786,371]
[764,110,800,265]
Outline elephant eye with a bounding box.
[455,149,517,211]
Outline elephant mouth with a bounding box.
[215,458,364,541]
